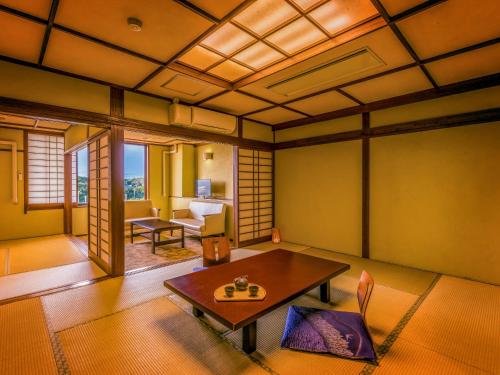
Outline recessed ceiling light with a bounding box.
[127,17,143,32]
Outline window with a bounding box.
[124,144,146,200]
[72,147,88,205]
[26,132,64,209]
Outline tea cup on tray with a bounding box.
[249,285,259,297]
[224,285,235,297]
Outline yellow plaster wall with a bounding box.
[65,125,106,151]
[72,207,88,236]
[371,122,500,284]
[196,143,233,199]
[0,60,109,114]
[65,125,88,150]
[148,145,169,220]
[124,91,170,125]
[0,128,63,240]
[275,140,362,256]
[371,86,500,127]
[169,144,195,198]
[242,120,274,143]
[274,115,362,142]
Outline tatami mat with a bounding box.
[168,293,231,334]
[301,247,436,295]
[0,234,87,275]
[372,337,490,375]
[243,240,311,253]
[58,297,268,375]
[43,249,261,332]
[0,298,58,375]
[225,274,418,374]
[0,260,106,301]
[397,276,500,374]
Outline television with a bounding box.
[195,179,211,198]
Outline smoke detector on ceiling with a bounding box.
[127,17,143,32]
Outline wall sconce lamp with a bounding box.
[203,152,214,160]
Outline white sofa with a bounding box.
[170,201,226,239]
[124,200,160,235]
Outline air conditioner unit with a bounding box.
[169,103,236,134]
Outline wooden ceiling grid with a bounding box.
[0,0,498,128]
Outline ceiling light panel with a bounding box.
[291,0,326,11]
[201,23,255,56]
[208,60,253,81]
[233,0,299,36]
[233,42,285,69]
[177,46,224,70]
[266,17,327,55]
[309,0,379,36]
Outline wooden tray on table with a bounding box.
[214,283,266,301]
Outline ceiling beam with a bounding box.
[0,95,273,150]
[173,0,220,24]
[273,73,500,129]
[239,34,500,119]
[133,0,257,90]
[274,107,500,149]
[237,91,312,118]
[232,16,386,89]
[370,0,438,88]
[38,0,59,65]
[388,0,447,23]
[0,4,46,24]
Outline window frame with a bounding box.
[124,143,148,201]
[72,145,89,208]
[24,130,65,212]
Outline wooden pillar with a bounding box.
[232,146,240,247]
[362,112,370,259]
[237,117,243,138]
[63,152,72,234]
[109,87,125,275]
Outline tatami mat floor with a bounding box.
[0,235,87,275]
[0,241,497,375]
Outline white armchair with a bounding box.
[170,201,226,238]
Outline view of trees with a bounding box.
[125,177,145,200]
[77,176,88,204]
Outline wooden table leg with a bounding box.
[152,230,156,254]
[130,223,134,244]
[320,280,331,303]
[243,321,257,354]
[192,306,204,317]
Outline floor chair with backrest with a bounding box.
[193,236,231,272]
[281,270,377,362]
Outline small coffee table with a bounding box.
[164,249,350,353]
[130,219,184,254]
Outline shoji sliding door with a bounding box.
[236,148,273,247]
[88,133,111,270]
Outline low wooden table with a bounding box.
[130,219,184,254]
[164,249,350,353]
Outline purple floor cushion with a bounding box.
[280,306,376,361]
